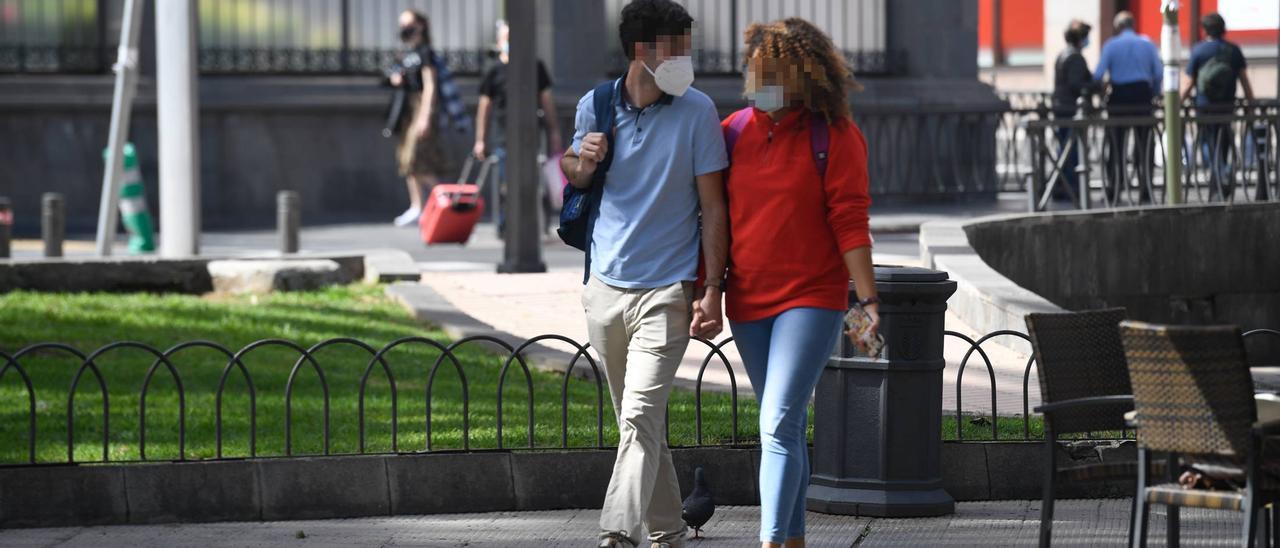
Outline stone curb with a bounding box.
[0,254,367,293]
[919,218,1063,336]
[362,250,420,283]
[0,442,1136,528]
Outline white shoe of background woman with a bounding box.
[393,206,421,227]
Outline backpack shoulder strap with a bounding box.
[810,113,830,178]
[580,78,619,285]
[592,79,617,134]
[724,107,753,160]
[590,79,619,182]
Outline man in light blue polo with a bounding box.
[559,1,727,546]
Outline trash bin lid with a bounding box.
[873,265,949,283]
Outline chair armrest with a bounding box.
[1034,394,1135,415]
[1253,420,1280,438]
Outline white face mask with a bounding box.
[748,85,786,113]
[1081,36,1090,49]
[643,56,695,97]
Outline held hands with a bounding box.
[389,72,404,87]
[690,287,723,340]
[576,132,608,177]
[472,140,487,160]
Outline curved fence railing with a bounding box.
[2,327,1277,465]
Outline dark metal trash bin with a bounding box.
[807,265,958,517]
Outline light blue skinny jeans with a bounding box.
[729,306,844,543]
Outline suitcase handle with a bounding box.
[456,155,499,188]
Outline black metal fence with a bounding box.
[857,107,1004,198]
[998,93,1280,211]
[0,0,900,76]
[5,327,1275,466]
[0,0,502,75]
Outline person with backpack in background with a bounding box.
[720,17,879,548]
[386,10,471,227]
[1183,12,1254,200]
[558,1,728,545]
[1093,11,1162,204]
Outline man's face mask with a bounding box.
[641,35,695,97]
[643,56,694,96]
[399,25,419,42]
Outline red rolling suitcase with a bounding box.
[419,156,491,245]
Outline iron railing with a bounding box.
[0,0,502,75]
[3,328,1277,466]
[0,0,902,77]
[856,106,1004,197]
[998,93,1280,211]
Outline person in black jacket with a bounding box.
[1051,20,1096,203]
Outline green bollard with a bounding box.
[103,143,156,253]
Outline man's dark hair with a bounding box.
[618,0,694,60]
[1064,20,1091,47]
[1202,12,1226,39]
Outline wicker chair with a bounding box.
[1027,308,1143,547]
[1121,321,1280,547]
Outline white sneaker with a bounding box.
[393,207,422,227]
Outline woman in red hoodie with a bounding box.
[719,18,878,548]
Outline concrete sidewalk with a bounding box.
[7,193,1028,264]
[411,268,1038,415]
[0,500,1241,547]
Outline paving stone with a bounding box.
[0,501,1248,547]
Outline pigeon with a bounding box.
[682,466,715,539]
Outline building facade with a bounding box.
[0,0,998,234]
[977,0,1279,94]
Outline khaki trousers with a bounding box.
[582,276,692,547]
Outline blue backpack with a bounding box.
[557,78,619,284]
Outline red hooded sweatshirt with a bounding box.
[721,107,872,323]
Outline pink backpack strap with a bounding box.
[723,107,753,160]
[809,113,829,178]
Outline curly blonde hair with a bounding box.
[742,18,860,123]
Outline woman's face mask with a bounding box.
[747,85,787,113]
[399,25,419,43]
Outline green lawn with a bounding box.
[0,284,1091,465]
[0,285,756,464]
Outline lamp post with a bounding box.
[1161,0,1184,205]
[497,0,547,273]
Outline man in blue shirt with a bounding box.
[1182,12,1254,199]
[559,1,728,546]
[1094,11,1162,204]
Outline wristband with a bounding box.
[857,295,880,307]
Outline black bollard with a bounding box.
[277,190,300,254]
[0,197,11,259]
[807,265,958,517]
[42,193,64,258]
